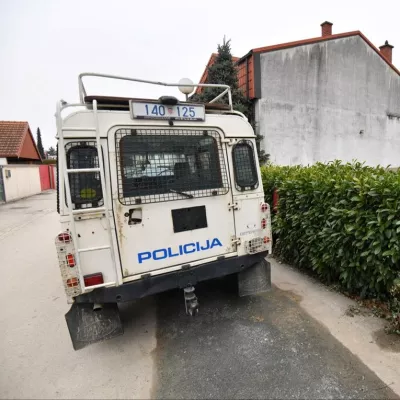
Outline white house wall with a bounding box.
[2,165,42,202]
[258,36,400,166]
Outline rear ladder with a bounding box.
[56,99,120,292]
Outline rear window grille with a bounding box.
[232,140,258,191]
[115,129,229,205]
[65,142,104,209]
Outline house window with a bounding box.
[65,142,103,209]
[232,140,258,191]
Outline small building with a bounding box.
[0,121,42,164]
[197,22,400,167]
[0,121,43,203]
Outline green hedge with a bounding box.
[42,159,56,165]
[261,161,400,300]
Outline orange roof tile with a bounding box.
[0,121,41,160]
[196,53,240,94]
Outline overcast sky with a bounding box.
[1,0,399,149]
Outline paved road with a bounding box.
[0,192,397,399]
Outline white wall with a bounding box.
[258,36,400,166]
[3,165,42,202]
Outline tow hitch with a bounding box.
[183,286,199,316]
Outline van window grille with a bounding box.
[232,140,258,191]
[116,129,229,205]
[65,142,104,209]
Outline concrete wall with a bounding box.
[257,36,400,166]
[2,165,42,202]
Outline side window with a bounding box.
[65,142,103,209]
[232,140,258,191]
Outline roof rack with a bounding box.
[78,72,233,110]
[83,95,232,111]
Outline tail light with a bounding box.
[261,203,268,212]
[264,236,271,244]
[66,277,79,287]
[84,273,104,287]
[58,232,71,243]
[261,218,267,229]
[66,254,75,267]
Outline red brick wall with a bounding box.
[321,22,333,37]
[380,43,393,63]
[237,60,247,95]
[237,55,255,99]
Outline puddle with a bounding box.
[373,328,400,352]
[260,285,303,304]
[345,305,372,318]
[279,288,303,303]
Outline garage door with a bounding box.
[39,165,51,190]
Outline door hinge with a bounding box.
[228,202,239,211]
[231,236,241,246]
[221,138,237,146]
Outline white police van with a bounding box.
[55,73,272,350]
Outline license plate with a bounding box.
[130,101,205,121]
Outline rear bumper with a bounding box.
[74,252,269,304]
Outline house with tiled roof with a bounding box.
[197,22,400,166]
[0,122,53,203]
[0,121,42,164]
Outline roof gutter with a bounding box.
[236,50,253,65]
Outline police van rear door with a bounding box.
[110,127,237,278]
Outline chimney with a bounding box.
[379,40,394,63]
[321,21,333,37]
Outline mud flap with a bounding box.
[65,303,124,351]
[238,258,271,297]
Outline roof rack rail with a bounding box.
[78,72,233,110]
